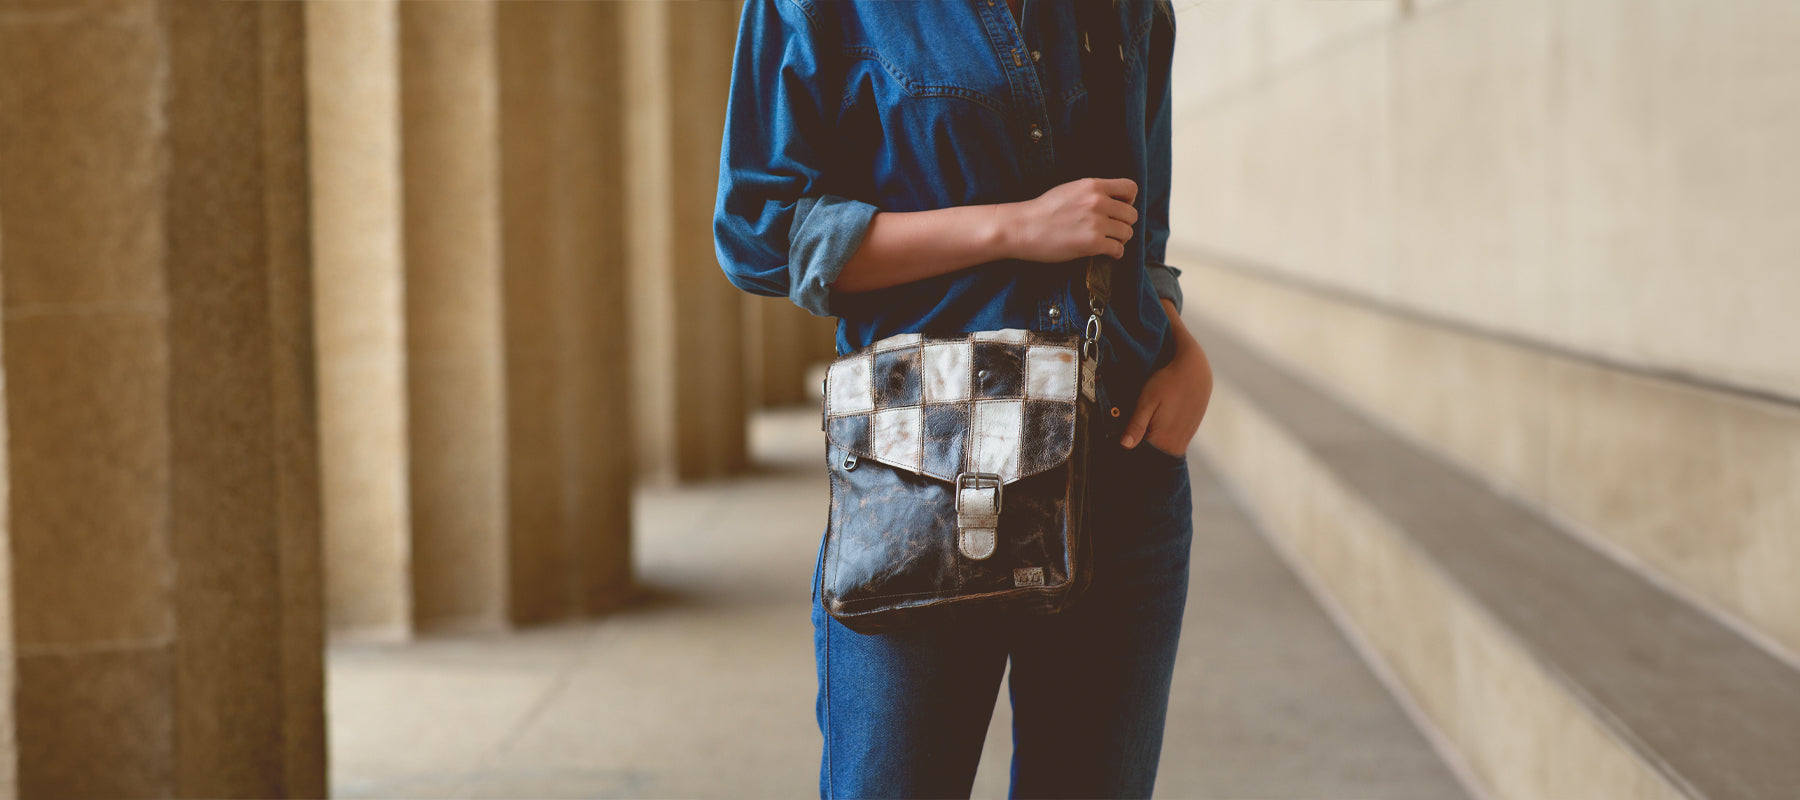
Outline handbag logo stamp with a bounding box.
[1013,567,1045,588]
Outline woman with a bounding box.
[713,0,1211,796]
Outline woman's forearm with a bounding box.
[829,204,1016,294]
[828,177,1140,295]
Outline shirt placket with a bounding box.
[980,0,1055,189]
[980,0,1079,334]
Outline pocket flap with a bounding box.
[823,329,1080,484]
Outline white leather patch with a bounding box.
[971,400,1022,482]
[827,355,873,414]
[959,528,996,560]
[972,328,1030,343]
[921,342,971,403]
[1025,346,1077,401]
[872,332,922,351]
[872,407,922,472]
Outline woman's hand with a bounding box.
[830,177,1140,294]
[1000,177,1140,263]
[1121,298,1213,458]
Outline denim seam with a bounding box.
[823,616,835,797]
[778,0,820,34]
[1122,12,1154,79]
[821,468,838,797]
[840,46,1008,116]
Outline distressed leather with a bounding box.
[956,482,1000,560]
[823,330,1080,484]
[820,326,1097,634]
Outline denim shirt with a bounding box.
[714,0,1182,420]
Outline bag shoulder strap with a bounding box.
[1072,1,1128,359]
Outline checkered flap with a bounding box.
[824,329,1081,485]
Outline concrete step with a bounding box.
[1190,312,1800,800]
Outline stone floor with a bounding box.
[329,408,1472,799]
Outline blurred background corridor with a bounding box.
[1,0,1797,798]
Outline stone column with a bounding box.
[0,0,325,795]
[309,0,512,637]
[748,296,842,408]
[624,0,749,483]
[305,0,414,639]
[545,1,636,616]
[398,0,509,634]
[497,1,635,622]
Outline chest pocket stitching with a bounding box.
[840,45,1008,117]
[1120,14,1154,80]
[1060,83,1087,107]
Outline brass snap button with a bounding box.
[1109,406,1121,418]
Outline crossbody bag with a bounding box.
[818,255,1112,633]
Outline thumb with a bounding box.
[1119,396,1157,450]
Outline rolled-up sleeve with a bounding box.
[714,0,878,318]
[1141,8,1183,315]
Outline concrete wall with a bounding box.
[1172,0,1800,662]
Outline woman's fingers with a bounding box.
[1011,177,1141,262]
[1098,219,1134,252]
[1095,176,1139,203]
[1119,393,1157,451]
[1104,196,1139,226]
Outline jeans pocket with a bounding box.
[1136,440,1188,468]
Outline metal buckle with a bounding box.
[954,472,1003,515]
[1083,312,1103,361]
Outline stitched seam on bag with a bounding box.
[915,361,926,471]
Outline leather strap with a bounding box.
[956,484,1000,560]
[1085,255,1112,307]
[954,471,1003,560]
[1074,0,1124,400]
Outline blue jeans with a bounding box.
[811,419,1194,799]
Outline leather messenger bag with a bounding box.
[817,256,1113,633]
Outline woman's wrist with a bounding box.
[987,201,1021,262]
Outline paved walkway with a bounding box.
[329,409,1470,799]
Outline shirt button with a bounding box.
[1029,126,1045,143]
[1047,306,1061,321]
[1030,50,1042,62]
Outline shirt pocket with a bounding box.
[835,45,1019,206]
[838,45,1010,117]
